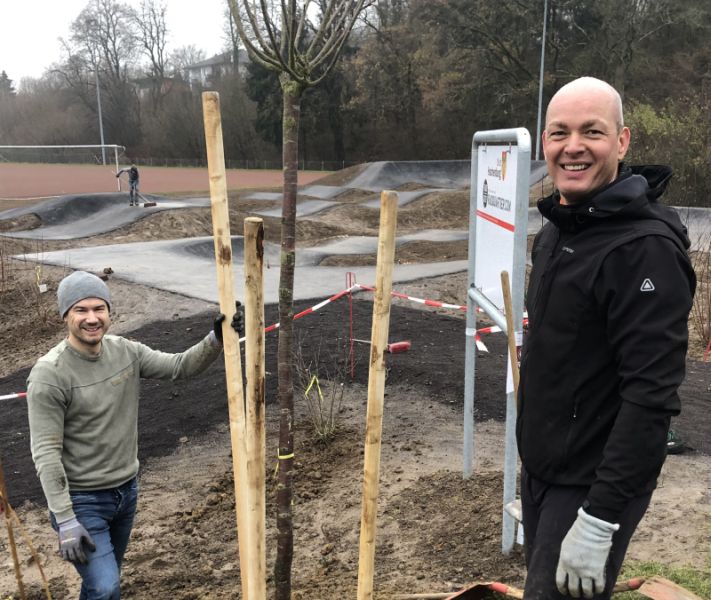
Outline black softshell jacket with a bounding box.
[517,165,696,522]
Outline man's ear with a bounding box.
[617,126,631,160]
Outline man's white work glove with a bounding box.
[556,507,620,599]
[58,517,96,564]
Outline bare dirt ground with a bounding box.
[0,174,710,599]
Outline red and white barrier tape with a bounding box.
[355,284,467,311]
[4,283,523,398]
[473,318,529,352]
[257,284,362,338]
[354,283,527,353]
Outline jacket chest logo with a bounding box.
[640,278,656,292]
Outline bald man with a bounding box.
[516,77,695,599]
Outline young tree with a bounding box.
[227,1,373,598]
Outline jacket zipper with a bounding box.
[531,230,564,327]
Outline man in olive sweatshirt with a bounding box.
[27,271,240,600]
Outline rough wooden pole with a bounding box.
[244,217,266,600]
[357,190,398,600]
[7,504,52,599]
[202,91,252,599]
[501,271,520,407]
[0,457,26,600]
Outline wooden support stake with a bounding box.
[8,504,52,599]
[202,91,253,600]
[500,271,520,409]
[244,217,266,600]
[0,457,26,600]
[357,190,399,600]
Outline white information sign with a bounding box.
[464,127,530,556]
[474,144,519,309]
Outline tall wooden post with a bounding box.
[202,91,253,599]
[357,191,398,600]
[244,217,266,599]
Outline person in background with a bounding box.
[27,270,242,599]
[116,164,140,206]
[517,77,695,599]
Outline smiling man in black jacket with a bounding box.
[517,77,696,599]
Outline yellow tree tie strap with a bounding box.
[274,452,295,477]
[304,374,324,405]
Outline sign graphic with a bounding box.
[473,144,519,309]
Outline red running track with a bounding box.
[0,163,328,200]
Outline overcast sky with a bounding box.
[2,0,229,86]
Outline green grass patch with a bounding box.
[615,560,711,598]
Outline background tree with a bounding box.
[168,44,206,76]
[0,71,17,142]
[347,2,423,158]
[2,0,710,204]
[132,0,169,112]
[52,0,142,147]
[0,71,16,97]
[227,1,374,598]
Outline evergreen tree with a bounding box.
[0,71,16,96]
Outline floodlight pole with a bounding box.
[535,0,548,161]
[94,70,107,165]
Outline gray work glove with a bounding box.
[58,517,96,564]
[213,300,244,343]
[556,507,620,598]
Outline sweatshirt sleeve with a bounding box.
[586,235,694,522]
[131,333,222,380]
[26,379,75,522]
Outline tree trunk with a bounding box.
[274,73,303,600]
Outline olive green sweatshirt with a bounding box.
[27,333,222,522]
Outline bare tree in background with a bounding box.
[133,0,169,111]
[169,45,206,77]
[56,0,141,146]
[227,1,373,597]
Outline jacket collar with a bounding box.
[538,164,672,233]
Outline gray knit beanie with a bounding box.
[57,271,111,318]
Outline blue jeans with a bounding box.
[129,181,138,202]
[51,477,138,600]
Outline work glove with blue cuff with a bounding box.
[213,300,244,343]
[556,507,620,599]
[58,517,96,564]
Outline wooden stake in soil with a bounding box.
[357,190,399,600]
[500,271,520,408]
[244,217,266,599]
[201,91,255,600]
[0,457,26,600]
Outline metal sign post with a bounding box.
[463,128,530,554]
